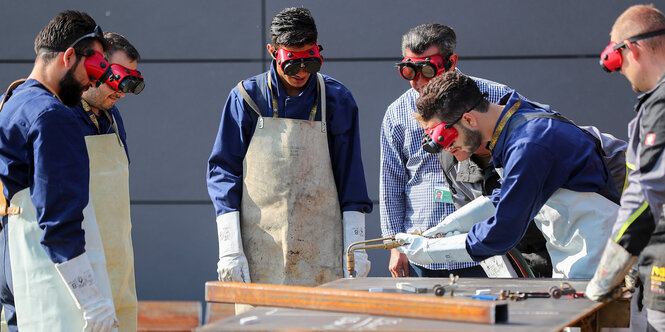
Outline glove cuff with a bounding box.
[586,239,638,301]
[343,211,365,247]
[217,211,244,258]
[55,252,104,310]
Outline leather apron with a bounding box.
[495,168,618,278]
[8,190,113,331]
[0,79,110,331]
[534,188,617,278]
[85,118,137,331]
[240,73,343,286]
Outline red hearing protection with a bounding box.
[600,28,665,72]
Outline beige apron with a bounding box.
[0,79,110,331]
[8,190,113,331]
[85,118,137,331]
[240,73,343,286]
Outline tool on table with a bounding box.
[432,274,459,297]
[549,282,583,299]
[499,289,551,301]
[396,282,428,294]
[345,236,405,277]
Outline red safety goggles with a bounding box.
[106,64,145,94]
[81,51,144,94]
[396,54,448,81]
[275,45,323,76]
[82,50,111,87]
[421,122,459,154]
[600,28,665,72]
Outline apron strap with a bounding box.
[0,79,29,217]
[236,81,264,129]
[109,114,124,147]
[0,79,28,113]
[316,73,326,133]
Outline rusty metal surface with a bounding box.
[138,301,201,332]
[198,277,619,331]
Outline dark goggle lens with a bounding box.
[118,78,145,94]
[398,62,437,80]
[283,58,321,76]
[399,64,417,80]
[421,131,443,154]
[420,63,437,78]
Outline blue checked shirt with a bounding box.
[380,70,516,270]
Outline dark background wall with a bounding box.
[0,1,644,304]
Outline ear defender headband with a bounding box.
[274,45,324,76]
[396,54,452,81]
[600,28,665,72]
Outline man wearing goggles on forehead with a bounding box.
[70,32,144,332]
[0,11,122,332]
[207,6,372,296]
[380,23,553,280]
[395,72,621,280]
[586,5,665,331]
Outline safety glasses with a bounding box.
[396,54,447,81]
[600,28,665,72]
[275,45,324,76]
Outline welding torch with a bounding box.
[345,236,407,277]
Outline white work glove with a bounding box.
[55,252,118,332]
[586,239,638,302]
[216,211,251,283]
[395,233,473,265]
[343,211,370,277]
[422,196,495,237]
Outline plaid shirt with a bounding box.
[379,71,515,270]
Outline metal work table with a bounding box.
[198,277,629,331]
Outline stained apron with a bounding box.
[534,188,617,278]
[85,121,137,331]
[240,73,343,286]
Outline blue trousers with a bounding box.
[0,217,17,332]
[409,263,487,278]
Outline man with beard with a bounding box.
[71,32,144,332]
[380,23,550,279]
[0,11,120,332]
[395,72,621,279]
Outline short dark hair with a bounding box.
[34,10,105,63]
[416,72,488,122]
[270,7,317,47]
[104,32,141,62]
[401,23,456,57]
